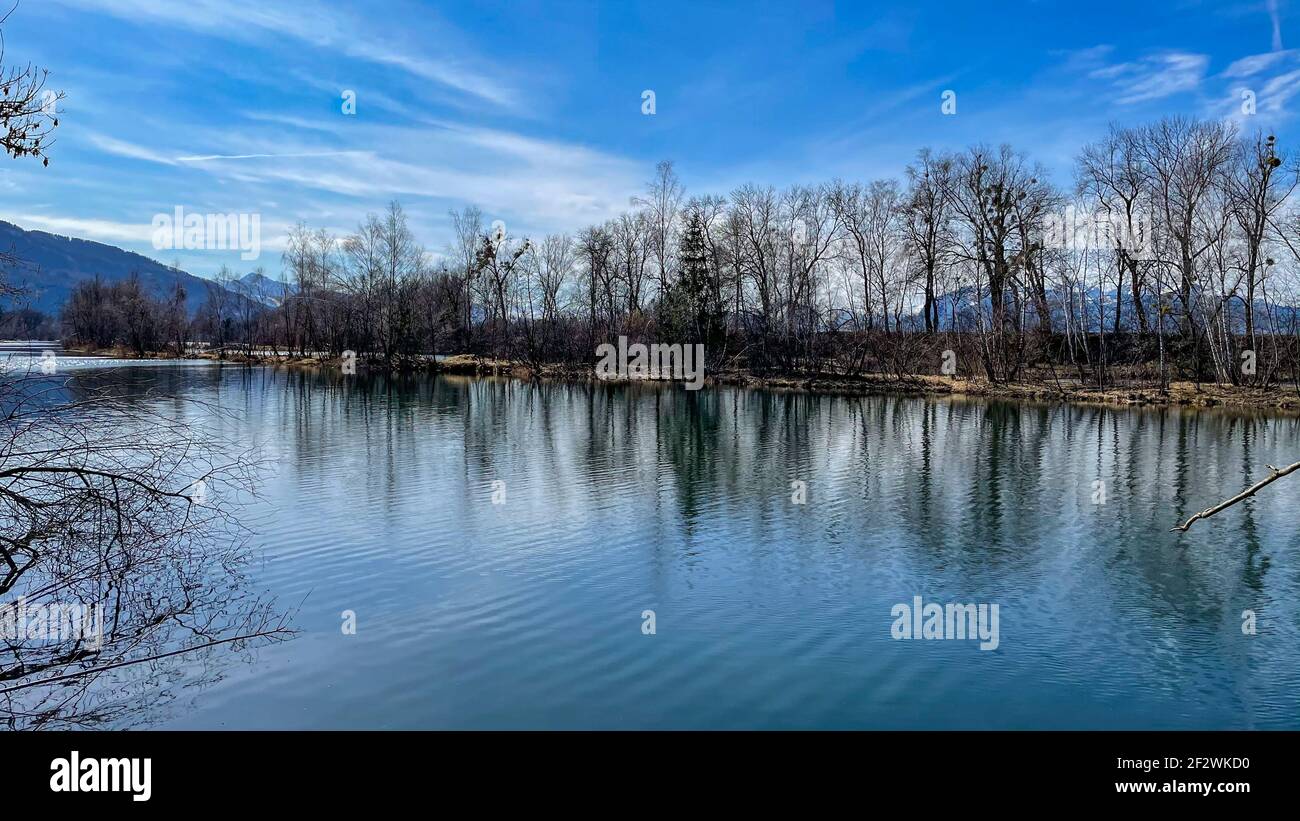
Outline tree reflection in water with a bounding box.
[0,364,293,729]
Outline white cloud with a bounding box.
[189,136,641,231]
[85,132,178,166]
[97,109,647,235]
[1056,45,1115,74]
[1269,0,1283,51]
[239,112,343,134]
[85,132,369,167]
[1089,52,1208,105]
[2,213,157,244]
[1223,50,1295,78]
[1258,67,1300,113]
[344,43,516,109]
[49,0,518,110]
[176,151,367,162]
[1214,52,1300,121]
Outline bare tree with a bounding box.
[1137,117,1237,339]
[950,145,1039,380]
[833,179,902,333]
[71,115,1300,397]
[635,160,684,300]
[0,3,63,165]
[1227,132,1292,350]
[449,205,484,344]
[901,150,957,333]
[1078,125,1154,335]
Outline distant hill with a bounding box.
[231,270,296,307]
[918,284,1299,334]
[0,219,236,316]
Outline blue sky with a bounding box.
[0,0,1295,278]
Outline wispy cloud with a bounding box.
[1054,45,1115,74]
[85,133,367,166]
[1256,66,1300,114]
[49,0,519,110]
[1214,49,1300,122]
[75,113,643,246]
[1268,0,1284,51]
[1,212,156,244]
[342,44,515,109]
[85,133,178,166]
[176,151,367,163]
[176,127,642,230]
[1089,52,1208,104]
[12,0,1290,280]
[1223,50,1295,78]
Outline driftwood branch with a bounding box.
[1171,460,1300,532]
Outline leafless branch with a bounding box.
[1171,460,1300,532]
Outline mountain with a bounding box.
[231,270,296,307]
[0,219,231,316]
[920,284,1299,334]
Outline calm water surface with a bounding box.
[27,361,1300,728]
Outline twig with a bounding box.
[0,627,292,695]
[1171,460,1300,532]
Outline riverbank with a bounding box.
[63,345,346,368]
[725,371,1300,412]
[59,346,1300,413]
[430,354,1300,413]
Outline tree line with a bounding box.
[61,115,1300,389]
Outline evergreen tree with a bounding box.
[665,210,723,347]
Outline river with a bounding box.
[6,358,1300,728]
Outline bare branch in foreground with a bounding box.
[0,624,294,696]
[0,358,288,728]
[1171,460,1300,532]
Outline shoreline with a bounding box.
[715,370,1300,413]
[61,345,1300,414]
[370,353,1300,414]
